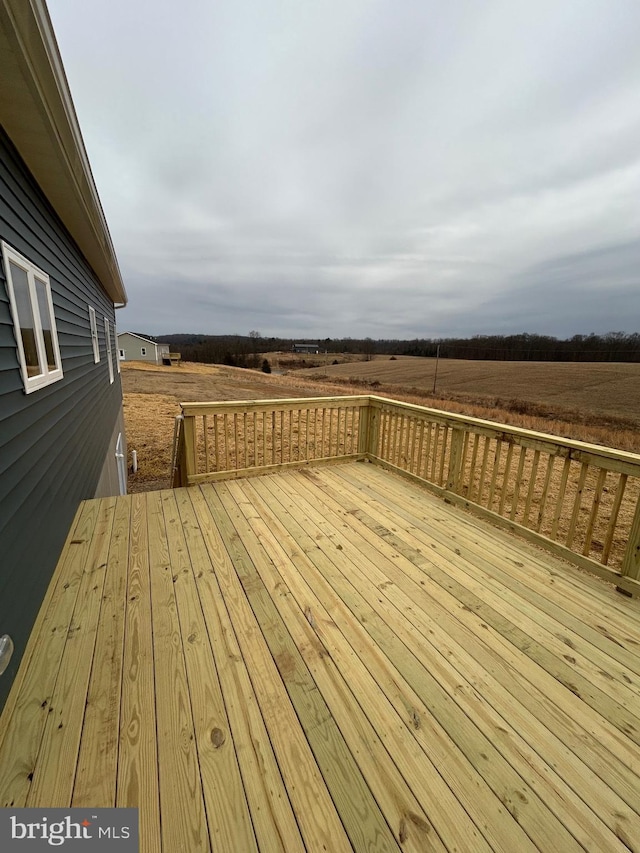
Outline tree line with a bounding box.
[157,331,640,364]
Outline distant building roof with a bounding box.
[118,331,160,344]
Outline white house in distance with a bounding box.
[117,331,172,365]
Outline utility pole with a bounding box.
[433,344,440,395]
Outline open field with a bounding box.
[296,356,640,425]
[122,360,640,493]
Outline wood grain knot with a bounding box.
[211,728,226,748]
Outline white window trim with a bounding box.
[114,325,120,373]
[105,317,114,384]
[89,305,100,363]
[119,349,125,359]
[1,241,63,393]
[140,347,147,356]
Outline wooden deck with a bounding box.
[1,461,640,852]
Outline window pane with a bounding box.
[10,262,42,376]
[35,278,57,370]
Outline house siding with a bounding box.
[0,126,124,708]
[118,332,168,364]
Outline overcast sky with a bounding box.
[48,0,640,340]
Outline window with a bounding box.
[140,347,146,356]
[114,326,120,373]
[119,349,125,359]
[89,305,100,362]
[105,317,114,384]
[1,241,63,393]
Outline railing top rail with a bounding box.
[368,395,640,470]
[180,395,371,416]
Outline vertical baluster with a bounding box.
[346,407,351,455]
[233,413,239,470]
[345,406,350,457]
[510,447,527,520]
[522,449,540,526]
[224,413,230,470]
[411,418,418,472]
[477,437,491,504]
[387,411,395,464]
[278,411,282,463]
[303,408,309,460]
[430,424,441,481]
[398,412,406,467]
[389,409,396,463]
[262,411,267,467]
[387,411,394,463]
[498,441,513,515]
[312,408,317,458]
[602,473,628,564]
[566,461,589,549]
[487,438,503,509]
[271,412,276,465]
[423,422,433,481]
[458,431,470,494]
[381,410,389,461]
[438,426,449,485]
[213,413,219,472]
[330,408,335,457]
[535,455,555,532]
[253,411,257,467]
[243,412,247,469]
[351,406,357,455]
[583,468,608,556]
[407,415,417,474]
[416,419,425,478]
[203,414,210,474]
[551,457,572,539]
[299,408,304,460]
[467,433,480,500]
[321,408,327,458]
[397,414,406,468]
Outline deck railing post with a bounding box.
[446,427,465,493]
[171,415,187,487]
[621,494,640,580]
[183,414,197,483]
[366,398,381,458]
[357,400,371,456]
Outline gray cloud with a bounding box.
[48,0,640,338]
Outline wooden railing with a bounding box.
[177,396,371,484]
[174,395,640,594]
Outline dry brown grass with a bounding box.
[122,359,640,494]
[299,356,640,426]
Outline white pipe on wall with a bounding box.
[0,634,14,675]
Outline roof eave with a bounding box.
[0,0,127,305]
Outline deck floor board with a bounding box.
[1,461,640,852]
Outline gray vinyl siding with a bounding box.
[0,126,123,709]
[117,332,160,363]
